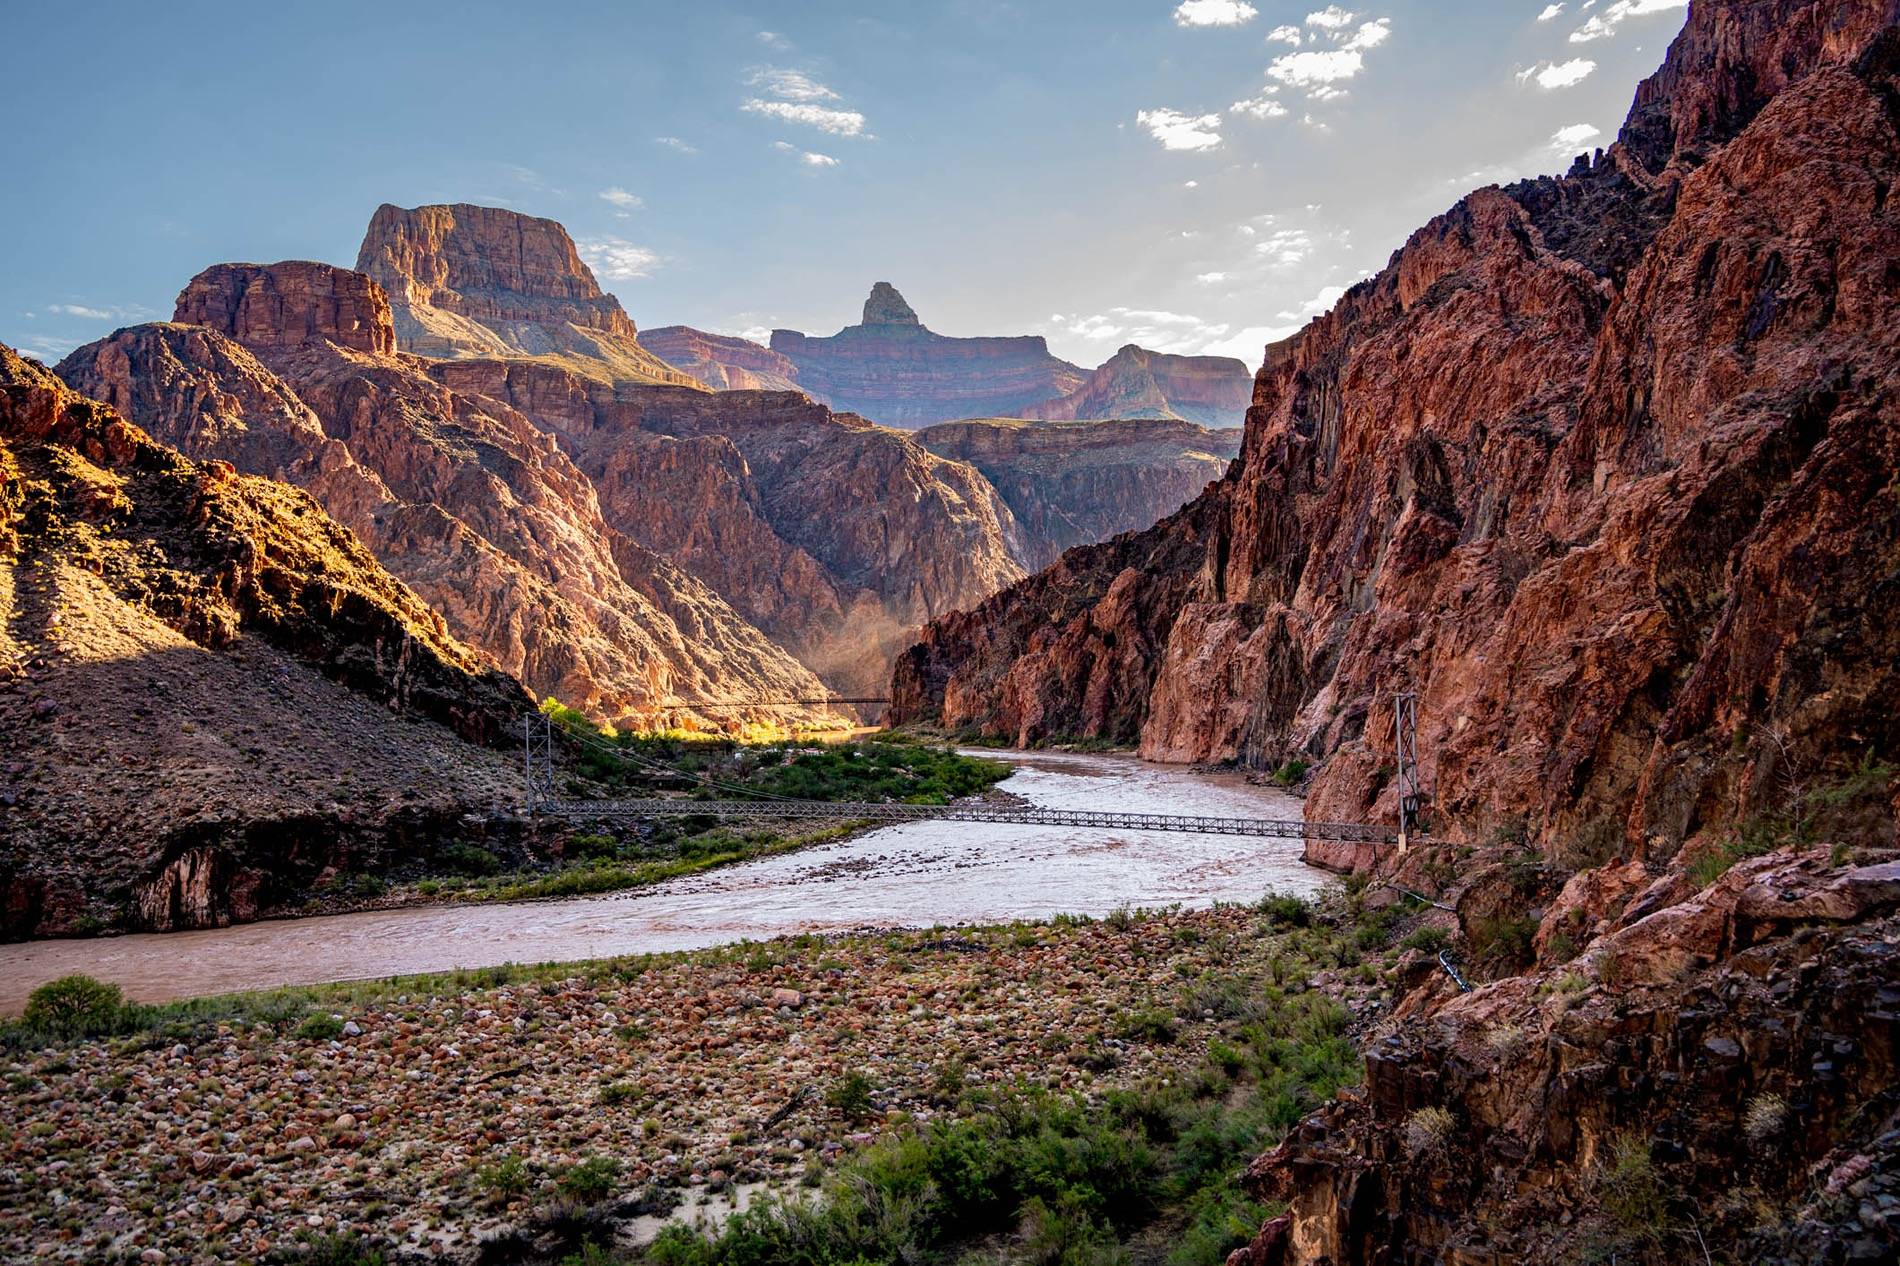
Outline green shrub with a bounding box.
[598,1081,640,1105]
[477,1153,531,1196]
[296,1013,345,1041]
[1399,926,1450,954]
[1466,915,1536,967]
[1269,758,1309,788]
[1115,1006,1178,1044]
[1256,894,1311,926]
[286,1233,388,1265]
[437,843,502,877]
[826,1069,878,1122]
[556,1154,620,1203]
[1598,1133,1669,1238]
[23,975,125,1038]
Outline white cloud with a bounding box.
[1184,179,1200,188]
[1306,6,1355,29]
[1269,47,1366,87]
[743,99,867,136]
[749,68,838,101]
[576,237,662,280]
[1516,57,1596,88]
[1538,3,1565,19]
[1266,24,1303,45]
[45,303,114,319]
[1196,271,1228,283]
[1279,284,1348,322]
[1231,94,1288,119]
[1173,0,1257,26]
[1136,107,1224,151]
[802,151,840,167]
[42,301,155,321]
[1549,122,1602,150]
[1570,0,1684,43]
[1255,227,1314,267]
[654,136,698,154]
[1342,17,1389,49]
[1050,306,1241,355]
[597,187,643,211]
[757,30,791,50]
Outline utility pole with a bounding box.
[1393,691,1421,853]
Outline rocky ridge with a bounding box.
[915,416,1241,570]
[1021,342,1252,429]
[0,342,528,937]
[894,0,1900,864]
[769,284,1089,428]
[354,202,699,388]
[63,263,834,728]
[637,325,804,392]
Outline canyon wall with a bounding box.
[62,263,834,729]
[0,342,530,937]
[915,416,1241,570]
[769,284,1089,427]
[894,0,1900,864]
[1020,343,1252,428]
[638,325,804,392]
[354,202,699,388]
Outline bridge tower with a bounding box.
[1393,691,1422,852]
[522,713,556,815]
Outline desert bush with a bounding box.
[826,1069,879,1122]
[476,1153,530,1197]
[1598,1133,1668,1238]
[295,1013,345,1041]
[556,1154,620,1204]
[1744,1092,1788,1145]
[1405,1105,1456,1158]
[23,975,125,1038]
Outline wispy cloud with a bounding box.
[1254,227,1314,267]
[597,187,643,214]
[1047,306,1237,354]
[654,136,698,154]
[1136,107,1224,151]
[1516,57,1596,89]
[743,99,867,136]
[1304,6,1356,31]
[1266,24,1303,45]
[749,68,838,102]
[1570,0,1684,43]
[742,65,868,137]
[1231,93,1288,119]
[1549,122,1602,151]
[576,237,661,281]
[757,30,792,50]
[1173,1,1257,27]
[773,140,841,168]
[40,301,156,321]
[1537,3,1565,20]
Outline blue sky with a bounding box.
[1,1,1690,369]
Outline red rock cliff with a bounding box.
[354,202,699,388]
[894,0,1900,863]
[1021,343,1253,429]
[637,325,804,392]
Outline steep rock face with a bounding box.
[770,284,1088,427]
[0,343,529,936]
[1233,850,1900,1265]
[895,0,1900,861]
[435,357,1027,697]
[172,261,394,356]
[354,202,699,388]
[66,264,832,729]
[637,325,804,392]
[1021,343,1252,428]
[915,416,1241,570]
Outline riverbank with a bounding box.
[0,897,1400,1264]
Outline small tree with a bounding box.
[23,975,124,1037]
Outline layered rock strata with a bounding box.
[770,284,1088,427]
[0,343,529,936]
[1021,343,1252,428]
[638,325,804,392]
[915,416,1241,570]
[895,0,1900,863]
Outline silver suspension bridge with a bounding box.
[520,694,1427,848]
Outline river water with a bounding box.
[0,750,1322,1011]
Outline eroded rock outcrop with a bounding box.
[770,284,1088,427]
[0,342,529,936]
[63,264,833,728]
[895,0,1900,864]
[354,202,699,388]
[915,416,1241,570]
[637,325,804,392]
[435,358,1027,697]
[1021,343,1252,428]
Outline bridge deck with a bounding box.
[538,797,1396,844]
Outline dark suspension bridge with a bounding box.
[522,692,1426,848]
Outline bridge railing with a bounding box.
[536,797,1397,844]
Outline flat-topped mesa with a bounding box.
[173,261,394,355]
[862,281,920,326]
[354,202,698,387]
[770,283,1087,427]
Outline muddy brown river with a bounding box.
[0,750,1324,1010]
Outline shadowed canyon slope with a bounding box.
[767,283,1090,427]
[915,416,1242,571]
[636,325,803,392]
[60,263,835,727]
[0,343,529,938]
[895,0,1900,863]
[354,201,700,389]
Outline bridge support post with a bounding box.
[523,713,554,816]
